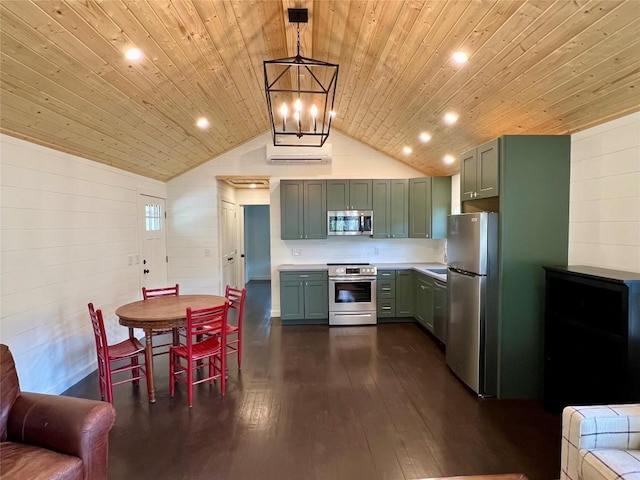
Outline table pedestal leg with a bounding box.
[144,329,156,403]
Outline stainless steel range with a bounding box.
[327,263,377,325]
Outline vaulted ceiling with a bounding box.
[1,1,639,182]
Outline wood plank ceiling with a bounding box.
[1,0,639,182]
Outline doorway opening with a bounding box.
[242,205,271,283]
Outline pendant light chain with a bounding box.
[263,8,339,146]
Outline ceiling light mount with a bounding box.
[264,8,339,147]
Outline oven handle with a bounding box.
[329,276,377,282]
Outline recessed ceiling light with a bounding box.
[403,146,412,155]
[125,48,142,61]
[452,51,469,64]
[419,132,432,143]
[329,110,337,118]
[443,154,455,165]
[444,112,459,125]
[196,117,210,129]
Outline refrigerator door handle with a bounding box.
[448,267,478,277]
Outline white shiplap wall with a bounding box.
[167,130,445,316]
[569,112,640,272]
[0,134,166,394]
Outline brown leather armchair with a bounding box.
[0,344,116,480]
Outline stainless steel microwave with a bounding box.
[327,210,373,236]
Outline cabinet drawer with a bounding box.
[377,270,396,280]
[377,300,396,318]
[280,271,328,282]
[377,280,396,298]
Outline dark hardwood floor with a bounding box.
[65,280,561,480]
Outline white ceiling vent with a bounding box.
[266,143,332,164]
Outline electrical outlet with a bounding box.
[205,248,212,257]
[292,248,301,256]
[374,247,379,255]
[127,254,133,265]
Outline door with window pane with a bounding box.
[138,195,168,290]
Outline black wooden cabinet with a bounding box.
[543,265,640,412]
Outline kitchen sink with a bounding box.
[426,268,448,275]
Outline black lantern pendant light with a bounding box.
[263,8,339,147]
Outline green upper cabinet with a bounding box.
[303,180,328,239]
[372,179,409,238]
[327,179,373,210]
[280,180,304,240]
[460,138,499,201]
[409,176,451,239]
[280,180,327,240]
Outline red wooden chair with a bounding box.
[88,303,147,404]
[169,302,229,407]
[224,285,246,369]
[197,285,247,370]
[142,284,180,355]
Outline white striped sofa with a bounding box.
[561,404,640,480]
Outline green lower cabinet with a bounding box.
[280,271,328,324]
[303,280,329,320]
[395,270,415,317]
[280,279,305,320]
[376,269,414,321]
[415,274,434,332]
[376,270,396,319]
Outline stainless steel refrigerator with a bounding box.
[446,212,499,397]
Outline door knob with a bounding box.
[143,269,150,274]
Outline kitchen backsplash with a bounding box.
[273,237,446,266]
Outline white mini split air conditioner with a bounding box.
[266,144,332,164]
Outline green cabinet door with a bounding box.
[372,180,391,238]
[395,270,415,317]
[409,178,432,238]
[415,274,434,332]
[433,279,447,343]
[326,180,349,210]
[327,179,372,210]
[390,179,409,238]
[476,139,499,199]
[350,179,373,210]
[409,177,451,239]
[304,280,329,320]
[431,176,452,240]
[303,180,327,239]
[280,180,304,240]
[280,279,305,321]
[280,180,326,240]
[459,138,499,201]
[460,148,477,201]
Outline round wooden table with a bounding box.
[116,294,227,403]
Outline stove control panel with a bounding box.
[329,265,377,276]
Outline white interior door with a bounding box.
[220,200,237,288]
[239,206,246,287]
[138,195,168,290]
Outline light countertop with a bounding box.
[278,262,448,282]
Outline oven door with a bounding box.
[329,277,376,311]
